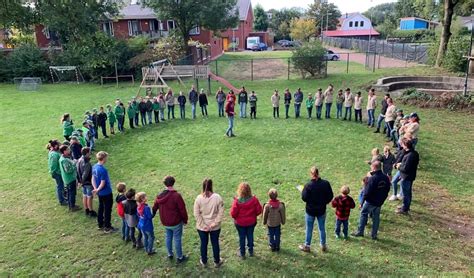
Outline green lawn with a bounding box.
[0,61,472,276]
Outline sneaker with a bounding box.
[60,202,68,206]
[89,210,97,217]
[374,130,380,133]
[237,251,246,260]
[199,259,207,267]
[298,244,311,252]
[177,255,188,264]
[85,209,90,215]
[248,252,254,257]
[147,251,156,256]
[321,245,328,252]
[167,255,174,260]
[275,246,280,252]
[97,226,104,231]
[103,227,118,234]
[388,195,397,201]
[69,206,81,212]
[351,232,364,237]
[230,134,236,137]
[335,234,341,239]
[396,208,409,215]
[214,259,224,268]
[396,194,403,200]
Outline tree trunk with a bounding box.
[435,0,455,67]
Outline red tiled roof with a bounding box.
[323,29,380,37]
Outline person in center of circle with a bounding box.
[193,178,225,268]
[225,93,236,137]
[238,86,248,118]
[230,182,263,259]
[299,166,333,253]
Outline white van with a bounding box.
[246,36,261,50]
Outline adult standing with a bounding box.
[92,151,115,233]
[283,88,292,119]
[138,98,147,126]
[193,178,224,267]
[404,113,420,148]
[395,138,420,215]
[199,89,208,117]
[374,93,390,134]
[216,87,226,117]
[158,93,166,121]
[225,94,236,137]
[343,88,354,121]
[131,97,139,126]
[352,161,390,240]
[366,89,377,127]
[299,166,333,253]
[335,90,344,119]
[146,97,153,124]
[384,98,397,139]
[324,84,334,119]
[294,88,304,118]
[189,85,199,119]
[177,92,187,120]
[47,139,66,206]
[238,86,248,118]
[165,89,175,120]
[271,90,280,118]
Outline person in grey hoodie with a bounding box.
[123,188,143,249]
[189,85,199,119]
[76,147,96,217]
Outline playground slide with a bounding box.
[208,72,239,93]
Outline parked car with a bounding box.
[280,41,301,48]
[277,39,290,46]
[251,42,268,51]
[325,50,340,61]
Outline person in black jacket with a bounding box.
[395,138,420,214]
[299,166,333,253]
[145,97,153,125]
[138,98,147,126]
[76,147,97,217]
[198,89,208,117]
[189,85,199,119]
[238,86,248,118]
[177,91,187,119]
[123,188,143,249]
[353,161,390,240]
[97,106,108,138]
[374,93,390,133]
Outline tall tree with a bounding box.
[363,3,397,26]
[0,0,36,32]
[143,0,239,51]
[290,18,317,42]
[395,0,417,18]
[435,0,464,67]
[307,0,341,35]
[270,7,303,40]
[253,4,269,31]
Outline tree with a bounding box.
[143,0,239,52]
[0,0,35,32]
[395,0,418,19]
[270,7,303,40]
[290,18,317,42]
[291,41,326,78]
[307,0,342,35]
[363,3,397,26]
[435,0,464,67]
[254,4,269,31]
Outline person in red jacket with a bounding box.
[225,92,236,137]
[152,175,189,264]
[230,182,263,259]
[331,185,356,239]
[115,182,128,240]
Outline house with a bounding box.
[322,12,379,39]
[460,16,474,31]
[220,0,254,50]
[399,17,438,30]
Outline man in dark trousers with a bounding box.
[352,161,390,240]
[238,86,248,118]
[189,85,198,119]
[395,138,420,215]
[374,93,390,133]
[299,166,333,253]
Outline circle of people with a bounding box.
[46,84,421,266]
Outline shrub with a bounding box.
[291,41,326,79]
[2,44,49,81]
[398,88,473,111]
[389,29,434,42]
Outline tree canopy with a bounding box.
[253,4,269,31]
[290,18,317,42]
[270,7,303,40]
[307,0,342,34]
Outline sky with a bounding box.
[252,0,397,14]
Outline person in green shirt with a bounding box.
[61,113,74,141]
[74,129,87,148]
[47,139,67,206]
[59,145,80,211]
[114,100,125,132]
[127,101,135,129]
[152,97,160,123]
[106,104,116,135]
[306,94,315,119]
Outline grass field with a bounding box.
[0,56,473,276]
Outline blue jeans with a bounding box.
[159,109,165,120]
[121,218,130,240]
[335,219,349,238]
[134,113,139,126]
[392,171,402,196]
[52,173,65,204]
[376,114,385,130]
[143,230,155,253]
[66,181,76,208]
[344,106,352,120]
[217,102,224,117]
[168,105,175,119]
[191,103,197,119]
[147,111,152,124]
[355,109,362,122]
[316,105,323,119]
[197,229,220,264]
[235,224,255,256]
[325,103,332,118]
[226,116,234,136]
[357,202,381,238]
[285,104,290,118]
[336,103,343,118]
[268,225,281,249]
[165,223,183,258]
[140,112,147,126]
[239,102,247,118]
[401,179,413,212]
[294,103,301,118]
[179,105,185,119]
[367,109,375,126]
[201,105,208,116]
[305,213,326,246]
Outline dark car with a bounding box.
[251,42,268,51]
[281,41,301,48]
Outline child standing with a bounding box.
[91,109,99,139]
[305,94,314,119]
[127,101,135,129]
[76,147,96,217]
[249,91,258,119]
[271,90,280,119]
[152,97,160,123]
[336,90,344,119]
[382,146,396,180]
[106,104,116,135]
[314,88,323,120]
[69,136,82,161]
[139,98,147,126]
[354,92,363,123]
[177,91,187,119]
[61,113,74,141]
[116,182,128,241]
[367,148,383,166]
[263,188,286,252]
[199,89,209,117]
[166,89,176,119]
[123,188,143,249]
[331,186,356,239]
[158,93,166,121]
[114,100,125,132]
[137,192,156,255]
[97,106,108,138]
[343,88,354,121]
[59,145,80,212]
[146,97,153,124]
[283,88,292,119]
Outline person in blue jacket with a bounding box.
[136,192,156,255]
[294,88,304,118]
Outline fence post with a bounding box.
[373,48,377,73]
[215,60,218,76]
[414,45,418,62]
[251,59,253,81]
[392,43,394,58]
[346,53,349,73]
[287,59,290,80]
[402,43,405,60]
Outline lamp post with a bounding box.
[464,12,474,97]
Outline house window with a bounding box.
[355,21,359,27]
[167,20,176,30]
[159,20,164,30]
[43,27,51,39]
[149,19,159,32]
[128,20,140,36]
[102,21,114,36]
[349,21,353,27]
[189,26,200,35]
[360,21,364,27]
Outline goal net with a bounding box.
[49,66,85,83]
[14,77,42,91]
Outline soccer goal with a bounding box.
[49,66,85,84]
[13,77,42,91]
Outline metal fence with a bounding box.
[323,37,432,64]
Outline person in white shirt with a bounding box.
[366,89,377,127]
[354,91,363,123]
[315,88,324,120]
[343,88,354,121]
[324,84,334,119]
[384,98,397,138]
